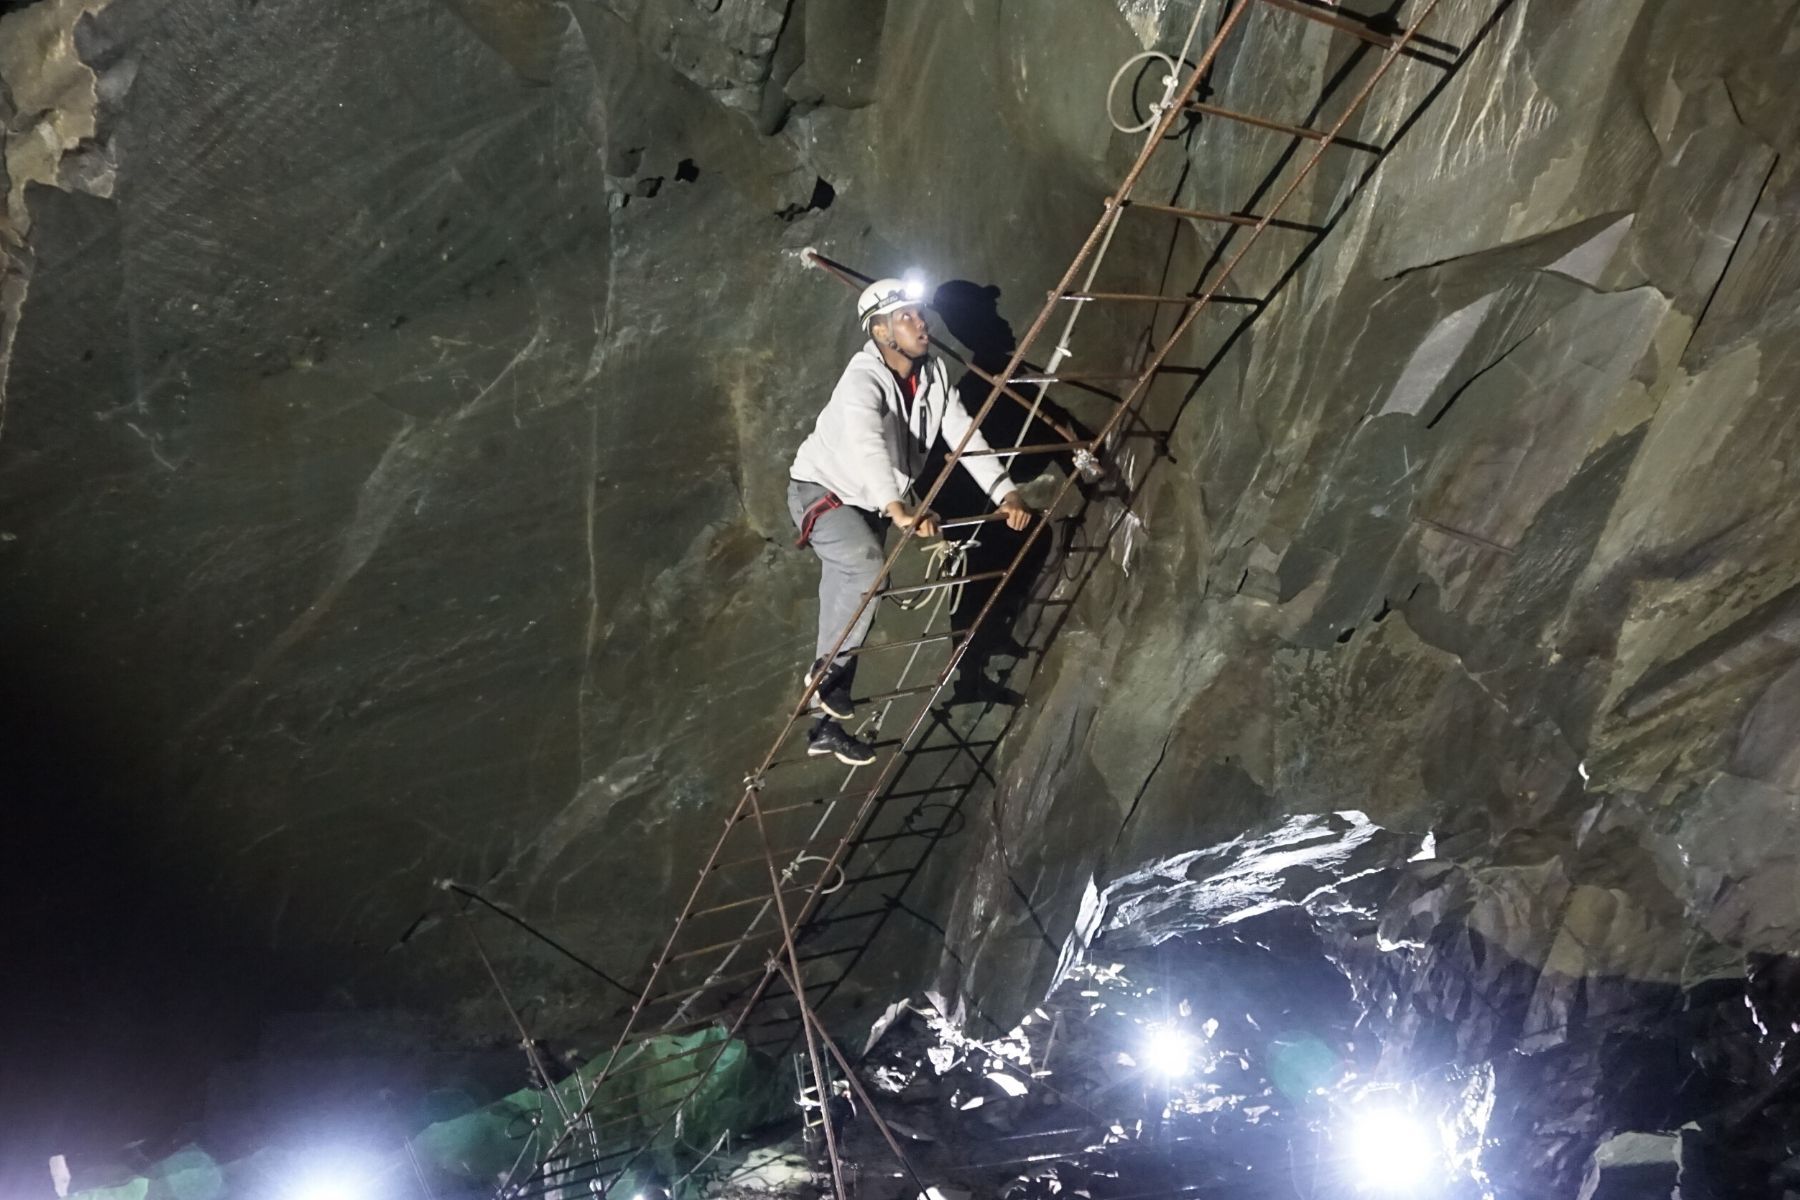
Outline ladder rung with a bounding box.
[593,1040,710,1086]
[647,1012,734,1038]
[860,682,941,704]
[1008,367,1206,387]
[711,845,815,873]
[753,791,869,819]
[640,962,770,1008]
[1059,290,1263,306]
[959,442,1086,459]
[840,630,965,657]
[668,926,784,964]
[1123,198,1326,235]
[688,883,817,918]
[1184,100,1382,153]
[874,569,1008,599]
[937,512,1011,529]
[1255,0,1456,65]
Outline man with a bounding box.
[789,276,1033,765]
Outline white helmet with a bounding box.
[856,275,928,327]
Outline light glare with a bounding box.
[1347,1108,1435,1191]
[901,273,927,301]
[289,1172,363,1200]
[1142,1026,1192,1077]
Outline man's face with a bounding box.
[880,304,931,359]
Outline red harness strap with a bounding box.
[794,490,844,548]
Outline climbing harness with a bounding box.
[793,488,845,549]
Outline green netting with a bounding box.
[67,1146,221,1200]
[410,1028,790,1197]
[67,1030,787,1200]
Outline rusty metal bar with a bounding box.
[1185,100,1382,153]
[776,959,934,1200]
[637,963,768,1009]
[1059,290,1263,306]
[667,926,784,964]
[958,441,1090,459]
[874,570,1008,599]
[840,629,966,657]
[710,846,820,874]
[858,683,942,704]
[687,883,819,918]
[1122,198,1327,234]
[937,512,1012,530]
[746,784,849,1200]
[749,797,853,821]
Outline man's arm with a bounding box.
[939,376,1033,531]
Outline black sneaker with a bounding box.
[807,719,878,766]
[805,657,857,721]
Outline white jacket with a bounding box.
[790,342,1013,512]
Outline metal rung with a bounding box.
[937,512,1013,529]
[1123,198,1326,235]
[688,883,818,918]
[1008,367,1206,386]
[752,795,852,820]
[860,682,942,704]
[667,926,784,964]
[647,1012,734,1038]
[1184,100,1382,153]
[640,962,770,1008]
[1255,0,1456,65]
[1059,290,1263,306]
[581,1065,717,1132]
[593,1040,710,1086]
[875,570,1008,599]
[959,442,1087,459]
[841,630,966,657]
[711,845,816,874]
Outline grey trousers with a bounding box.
[789,479,887,669]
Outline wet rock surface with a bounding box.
[3,0,1800,1194]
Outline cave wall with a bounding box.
[3,0,1799,1190]
[0,0,1192,1176]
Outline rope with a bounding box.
[1106,51,1183,134]
[1000,5,1216,474]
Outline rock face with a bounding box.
[2,0,1799,1194]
